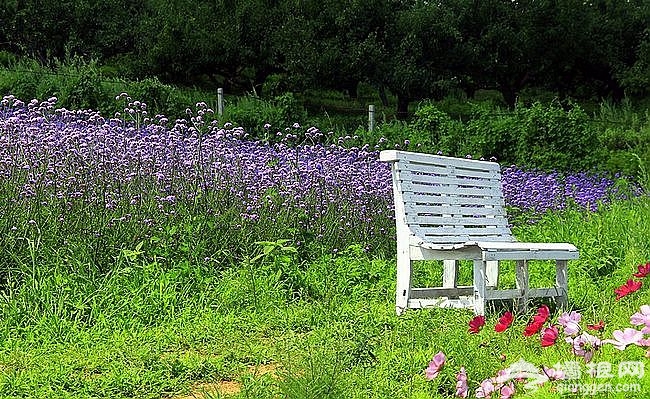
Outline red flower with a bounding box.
[537,305,550,322]
[633,263,650,278]
[495,311,514,333]
[541,325,559,347]
[587,320,605,332]
[469,315,486,334]
[614,279,643,300]
[523,305,550,336]
[523,320,544,336]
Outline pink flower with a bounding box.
[469,315,486,334]
[615,279,642,300]
[455,367,469,398]
[495,312,514,333]
[603,328,645,351]
[494,369,511,384]
[630,305,650,334]
[475,378,495,398]
[424,351,446,380]
[633,262,650,278]
[570,332,601,362]
[500,382,516,399]
[541,325,559,347]
[558,311,581,336]
[542,366,565,381]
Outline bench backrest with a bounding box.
[380,150,515,245]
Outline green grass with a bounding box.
[0,199,649,398]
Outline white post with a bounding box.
[473,260,487,316]
[217,88,224,116]
[515,260,529,313]
[555,260,568,308]
[368,104,375,132]
[486,261,499,288]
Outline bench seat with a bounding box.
[380,150,579,315]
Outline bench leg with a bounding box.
[396,254,411,315]
[515,260,529,313]
[473,260,487,315]
[555,260,568,309]
[443,260,458,298]
[486,260,499,288]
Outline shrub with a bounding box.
[516,100,600,171]
[58,61,110,112]
[222,93,308,139]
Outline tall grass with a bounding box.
[0,202,649,398]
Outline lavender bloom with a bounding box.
[0,95,394,248]
[0,94,639,256]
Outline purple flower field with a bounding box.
[0,95,639,255]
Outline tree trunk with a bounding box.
[378,85,389,107]
[252,67,271,97]
[396,94,410,120]
[500,85,518,109]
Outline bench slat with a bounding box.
[405,195,505,207]
[399,173,500,189]
[409,216,510,227]
[381,150,499,171]
[416,229,514,241]
[396,162,499,178]
[406,204,506,216]
[402,185,503,198]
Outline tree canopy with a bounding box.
[1,0,648,114]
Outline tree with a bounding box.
[383,0,463,117]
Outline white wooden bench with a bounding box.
[380,150,579,315]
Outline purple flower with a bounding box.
[630,305,650,334]
[424,351,446,380]
[603,328,645,350]
[558,311,582,336]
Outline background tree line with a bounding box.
[0,0,648,117]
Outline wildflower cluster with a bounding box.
[430,286,650,398]
[502,167,638,214]
[615,262,649,300]
[424,305,650,399]
[0,95,393,251]
[0,94,637,257]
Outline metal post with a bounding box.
[368,104,375,132]
[217,88,224,116]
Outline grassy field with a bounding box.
[0,95,649,398]
[1,203,650,398]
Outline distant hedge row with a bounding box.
[2,61,650,178]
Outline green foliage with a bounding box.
[0,51,17,68]
[408,102,465,155]
[58,60,110,111]
[517,101,599,171]
[3,58,650,176]
[222,93,308,138]
[401,100,606,171]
